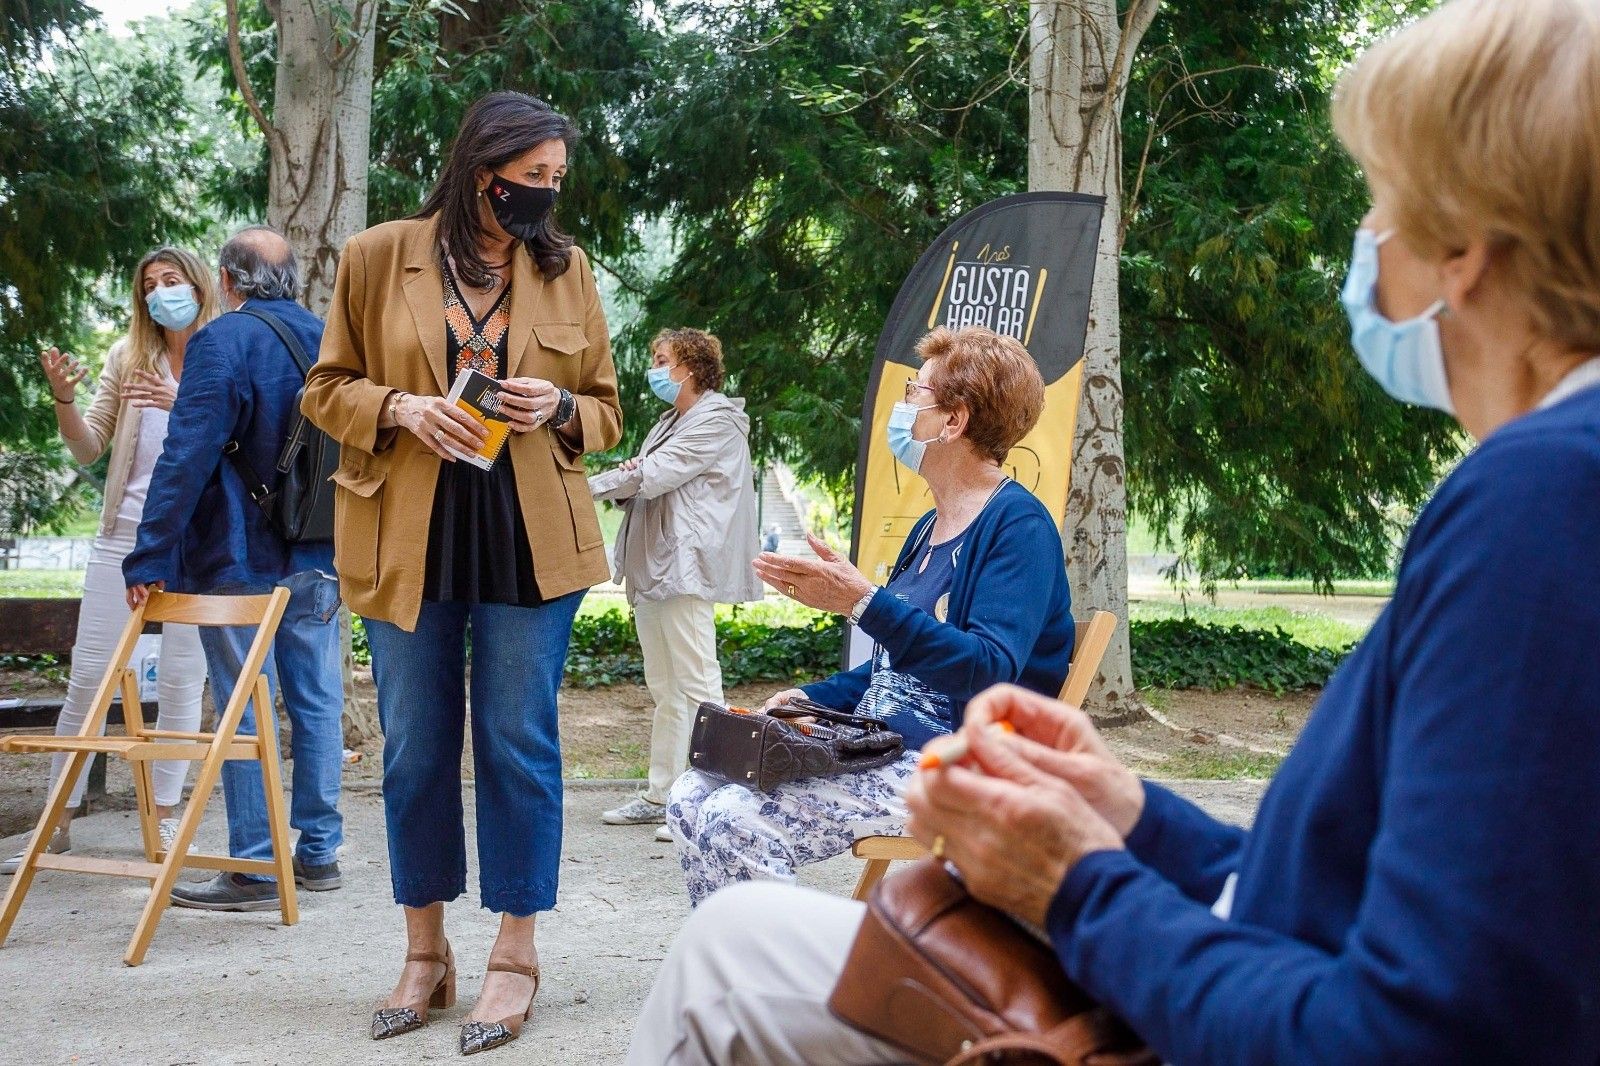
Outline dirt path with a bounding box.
[2,668,1313,837]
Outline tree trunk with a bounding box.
[267,0,377,315]
[227,0,377,742]
[1029,0,1159,712]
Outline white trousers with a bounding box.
[626,881,907,1065]
[634,596,725,804]
[50,521,206,809]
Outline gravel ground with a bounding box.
[0,779,1263,1065]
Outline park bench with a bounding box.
[0,597,162,800]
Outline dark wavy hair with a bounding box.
[413,91,579,287]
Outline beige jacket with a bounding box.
[301,216,624,631]
[63,338,172,537]
[589,392,763,605]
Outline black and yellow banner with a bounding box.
[851,191,1105,585]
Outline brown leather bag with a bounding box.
[828,859,1156,1066]
[687,700,904,792]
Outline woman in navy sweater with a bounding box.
[627,1,1600,1061]
[661,325,1074,905]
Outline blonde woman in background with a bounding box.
[3,247,217,874]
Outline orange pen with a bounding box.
[918,720,1014,770]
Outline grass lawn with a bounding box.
[1129,600,1364,649]
[1221,578,1394,597]
[0,570,86,597]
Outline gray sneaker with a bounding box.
[0,823,71,875]
[601,795,667,825]
[293,855,343,891]
[170,872,280,912]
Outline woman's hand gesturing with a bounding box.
[753,533,875,615]
[39,347,88,403]
[395,394,489,462]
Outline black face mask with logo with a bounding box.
[485,174,557,241]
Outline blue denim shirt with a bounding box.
[123,298,334,593]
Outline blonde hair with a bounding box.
[125,247,221,378]
[1333,0,1600,351]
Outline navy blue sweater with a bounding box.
[1049,384,1600,1064]
[804,480,1074,736]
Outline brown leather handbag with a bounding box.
[828,859,1156,1066]
[687,700,904,792]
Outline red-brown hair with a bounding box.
[915,326,1044,464]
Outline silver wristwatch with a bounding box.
[848,588,877,625]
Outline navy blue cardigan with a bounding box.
[803,480,1074,735]
[1050,384,1600,1064]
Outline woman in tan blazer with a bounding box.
[2,248,217,875]
[302,92,621,1055]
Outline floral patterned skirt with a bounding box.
[664,754,921,906]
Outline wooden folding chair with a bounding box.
[0,589,298,965]
[849,609,1119,901]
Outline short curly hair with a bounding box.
[652,327,726,393]
[915,326,1045,464]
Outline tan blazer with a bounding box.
[302,216,623,631]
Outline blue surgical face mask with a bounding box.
[886,401,941,474]
[146,283,200,331]
[1340,228,1453,414]
[647,364,683,405]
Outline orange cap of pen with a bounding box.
[918,719,1014,770]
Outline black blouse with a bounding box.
[422,261,542,607]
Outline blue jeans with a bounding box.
[363,593,583,916]
[198,570,345,875]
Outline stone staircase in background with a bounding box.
[759,466,817,560]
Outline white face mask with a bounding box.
[886,401,941,474]
[1340,228,1453,413]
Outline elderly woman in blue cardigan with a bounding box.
[631,2,1600,1062]
[663,325,1073,904]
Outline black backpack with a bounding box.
[222,307,337,543]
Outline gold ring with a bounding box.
[931,834,946,860]
[787,583,797,598]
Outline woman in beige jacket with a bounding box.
[589,328,763,835]
[2,247,217,874]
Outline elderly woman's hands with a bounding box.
[753,533,875,615]
[906,719,1125,928]
[953,684,1146,837]
[762,688,806,712]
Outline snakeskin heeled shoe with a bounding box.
[371,943,456,1041]
[458,961,540,1055]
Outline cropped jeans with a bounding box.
[363,592,583,916]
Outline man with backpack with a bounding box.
[124,225,345,912]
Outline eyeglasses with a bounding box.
[903,381,937,403]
